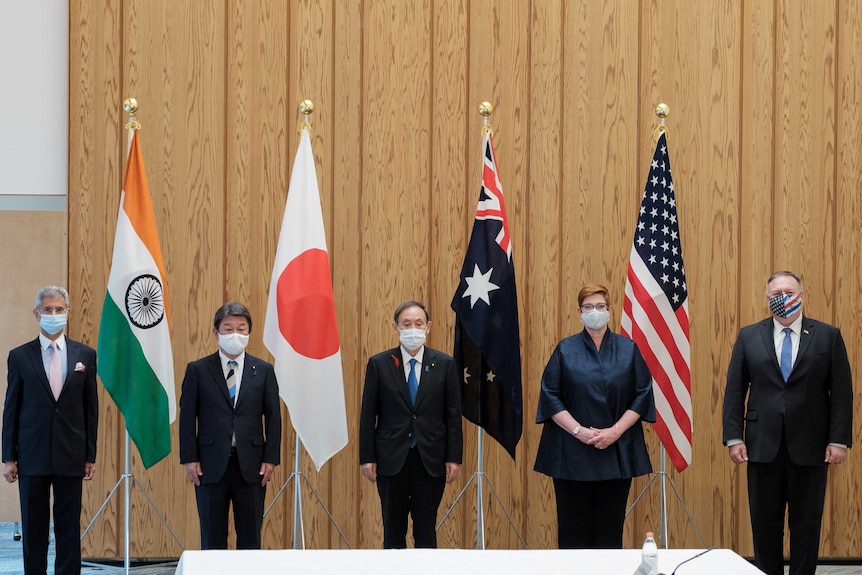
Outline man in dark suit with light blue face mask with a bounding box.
[723,271,853,575]
[179,301,281,550]
[3,286,98,575]
[359,300,463,548]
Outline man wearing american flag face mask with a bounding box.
[722,271,853,575]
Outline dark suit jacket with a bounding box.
[722,316,853,465]
[179,352,281,484]
[3,337,98,476]
[359,347,463,477]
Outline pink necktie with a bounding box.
[49,342,63,400]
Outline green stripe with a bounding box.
[97,295,171,469]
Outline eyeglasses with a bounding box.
[580,303,608,312]
[39,306,67,315]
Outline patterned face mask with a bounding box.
[768,292,802,318]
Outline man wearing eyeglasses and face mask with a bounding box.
[723,271,853,575]
[179,301,281,550]
[3,286,98,575]
[359,300,463,549]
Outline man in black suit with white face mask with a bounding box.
[723,271,853,575]
[179,301,281,550]
[359,300,463,548]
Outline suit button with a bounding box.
[412,415,417,420]
[408,432,413,438]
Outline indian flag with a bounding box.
[98,129,175,469]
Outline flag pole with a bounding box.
[436,103,526,549]
[82,100,183,573]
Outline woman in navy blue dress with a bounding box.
[534,283,655,549]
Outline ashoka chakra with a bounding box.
[125,274,165,329]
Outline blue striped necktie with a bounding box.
[227,360,238,402]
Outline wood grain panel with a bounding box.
[60,0,862,559]
[522,0,563,550]
[331,0,364,550]
[429,0,469,550]
[827,0,862,557]
[68,0,123,558]
[735,0,776,556]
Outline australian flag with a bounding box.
[451,131,522,460]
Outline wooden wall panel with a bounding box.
[829,0,862,556]
[68,0,124,558]
[332,0,365,550]
[61,0,862,559]
[429,0,469,549]
[735,0,775,556]
[522,0,563,550]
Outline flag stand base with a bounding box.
[436,428,526,549]
[263,436,351,549]
[625,445,706,548]
[82,431,182,574]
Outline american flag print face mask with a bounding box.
[768,292,802,318]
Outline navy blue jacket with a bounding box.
[534,330,655,481]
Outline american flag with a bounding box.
[451,130,522,459]
[621,132,692,473]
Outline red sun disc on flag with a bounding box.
[276,248,340,359]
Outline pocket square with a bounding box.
[74,362,86,372]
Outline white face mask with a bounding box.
[581,309,610,330]
[399,328,427,351]
[218,333,249,356]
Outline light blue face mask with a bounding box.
[39,313,67,335]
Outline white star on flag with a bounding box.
[461,263,500,307]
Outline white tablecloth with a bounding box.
[176,548,763,575]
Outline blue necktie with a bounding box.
[408,358,419,405]
[780,328,793,382]
[227,360,238,401]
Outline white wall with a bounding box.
[0,1,68,201]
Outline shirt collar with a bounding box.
[400,345,425,367]
[218,350,245,369]
[772,314,803,336]
[39,333,66,351]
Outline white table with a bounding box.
[176,548,763,575]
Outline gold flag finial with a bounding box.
[653,103,670,141]
[298,99,314,132]
[479,101,494,134]
[123,98,141,130]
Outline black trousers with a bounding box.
[552,477,632,549]
[376,447,446,549]
[747,432,828,575]
[194,449,266,550]
[18,474,83,575]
